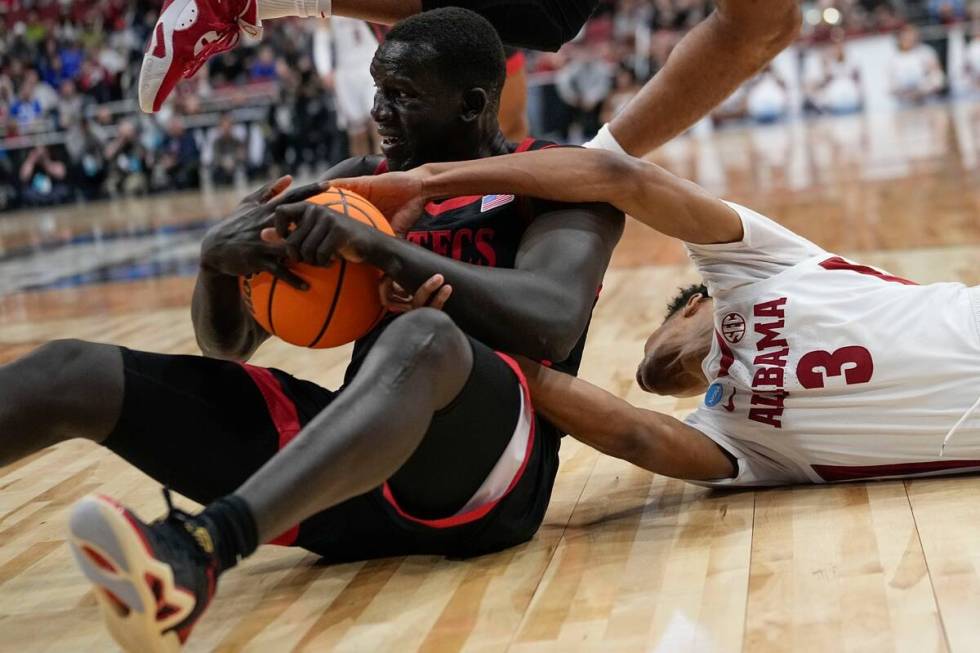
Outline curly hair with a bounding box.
[665,283,709,319]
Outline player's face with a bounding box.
[370,41,471,171]
[637,299,714,398]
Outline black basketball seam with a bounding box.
[316,198,383,232]
[337,188,381,230]
[309,259,347,348]
[267,276,279,336]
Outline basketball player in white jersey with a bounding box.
[313,16,379,156]
[334,144,980,486]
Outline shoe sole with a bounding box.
[68,495,195,653]
[138,0,196,112]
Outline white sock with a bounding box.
[257,0,331,20]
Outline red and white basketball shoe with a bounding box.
[138,0,262,113]
[67,493,219,652]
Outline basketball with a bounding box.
[239,188,395,348]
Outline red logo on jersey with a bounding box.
[721,313,746,344]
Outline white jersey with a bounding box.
[312,17,378,126]
[684,203,980,486]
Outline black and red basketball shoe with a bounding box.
[67,492,218,652]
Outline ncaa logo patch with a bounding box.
[481,194,515,212]
[721,312,746,344]
[705,382,725,407]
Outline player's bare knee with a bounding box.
[393,309,468,369]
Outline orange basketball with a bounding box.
[239,188,395,348]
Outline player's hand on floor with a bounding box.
[380,274,453,313]
[201,176,325,289]
[332,171,427,237]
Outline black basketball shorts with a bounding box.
[103,337,560,561]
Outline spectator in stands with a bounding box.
[77,53,114,104]
[153,115,200,191]
[207,113,246,186]
[965,24,980,88]
[65,116,108,200]
[104,119,148,196]
[249,46,279,83]
[556,44,615,141]
[805,38,864,114]
[56,78,85,130]
[890,24,945,103]
[746,65,790,123]
[601,65,641,125]
[18,144,70,206]
[9,74,44,130]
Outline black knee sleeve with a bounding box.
[421,0,600,51]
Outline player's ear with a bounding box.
[460,88,488,123]
[681,293,705,318]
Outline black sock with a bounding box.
[190,495,259,573]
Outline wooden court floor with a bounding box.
[2,102,980,652]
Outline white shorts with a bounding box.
[335,67,375,129]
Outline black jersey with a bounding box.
[346,137,596,383]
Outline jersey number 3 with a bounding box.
[796,346,874,389]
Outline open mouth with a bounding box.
[380,135,404,149]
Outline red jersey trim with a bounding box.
[380,352,536,529]
[240,364,302,546]
[425,195,482,216]
[714,330,734,378]
[819,256,918,286]
[813,460,980,482]
[374,159,388,175]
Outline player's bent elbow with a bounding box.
[761,1,802,53]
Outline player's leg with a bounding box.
[65,310,519,650]
[139,0,599,112]
[238,308,472,542]
[0,339,123,468]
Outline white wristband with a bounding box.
[584,123,628,155]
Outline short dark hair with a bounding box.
[386,7,506,103]
[665,283,709,319]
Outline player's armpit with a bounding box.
[520,358,736,481]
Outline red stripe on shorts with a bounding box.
[381,352,536,529]
[240,364,301,546]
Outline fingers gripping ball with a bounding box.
[240,189,395,348]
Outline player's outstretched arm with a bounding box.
[519,358,736,480]
[336,147,742,244]
[602,0,801,157]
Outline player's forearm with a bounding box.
[363,236,591,361]
[609,0,801,157]
[191,267,267,361]
[418,149,741,244]
[330,0,420,24]
[521,360,737,481]
[418,148,636,210]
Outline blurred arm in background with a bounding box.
[597,0,801,157]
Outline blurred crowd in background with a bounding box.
[2,0,980,211]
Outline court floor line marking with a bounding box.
[904,480,952,653]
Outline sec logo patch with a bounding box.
[721,312,746,344]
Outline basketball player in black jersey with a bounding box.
[0,8,622,651]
